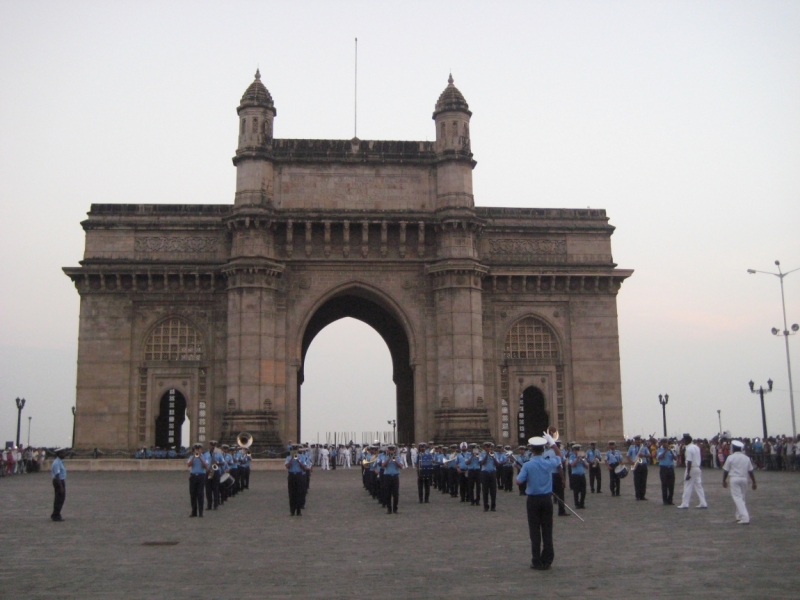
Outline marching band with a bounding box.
[185,434,253,518]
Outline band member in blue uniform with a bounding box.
[606,441,622,496]
[51,448,68,521]
[465,443,482,505]
[627,435,652,501]
[479,442,501,511]
[513,446,528,495]
[544,433,567,516]
[656,438,676,505]
[456,443,470,502]
[186,443,208,518]
[285,445,310,516]
[586,442,602,493]
[516,434,562,570]
[240,448,251,490]
[203,441,221,510]
[415,442,433,503]
[568,444,588,508]
[381,444,403,514]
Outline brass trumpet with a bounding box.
[194,450,201,458]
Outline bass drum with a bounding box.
[614,464,629,479]
[220,473,235,489]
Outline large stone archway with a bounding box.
[64,72,632,452]
[296,289,414,443]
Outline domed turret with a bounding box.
[433,74,472,158]
[433,74,471,118]
[237,69,276,151]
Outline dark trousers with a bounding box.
[241,466,250,490]
[481,471,497,509]
[288,472,304,515]
[589,465,602,492]
[205,471,220,509]
[526,494,554,567]
[502,467,514,492]
[458,471,468,501]
[448,468,458,496]
[552,473,566,514]
[467,470,481,504]
[570,473,586,507]
[608,466,621,496]
[230,469,239,495]
[418,474,431,502]
[384,474,399,512]
[659,466,675,504]
[633,465,648,500]
[189,473,206,516]
[432,465,440,489]
[52,479,66,519]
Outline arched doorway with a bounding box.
[298,291,414,443]
[155,388,187,448]
[520,386,548,442]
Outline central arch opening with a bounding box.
[298,292,415,443]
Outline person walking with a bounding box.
[677,433,708,509]
[656,438,677,505]
[722,440,757,524]
[516,433,562,570]
[51,448,68,521]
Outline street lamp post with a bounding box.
[14,397,26,447]
[748,261,799,437]
[658,394,669,438]
[387,419,396,444]
[71,406,77,448]
[749,379,773,439]
[717,410,722,438]
[27,416,32,447]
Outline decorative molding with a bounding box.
[487,238,566,256]
[135,237,220,253]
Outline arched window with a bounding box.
[240,118,245,135]
[145,318,203,361]
[252,117,258,133]
[503,316,559,361]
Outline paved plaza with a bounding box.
[1,467,798,599]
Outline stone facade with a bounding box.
[64,71,632,452]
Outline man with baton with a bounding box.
[515,432,563,570]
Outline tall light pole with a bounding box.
[658,394,669,438]
[71,406,77,448]
[749,379,773,439]
[27,416,32,447]
[387,419,396,444]
[748,261,799,437]
[717,410,722,438]
[15,397,25,447]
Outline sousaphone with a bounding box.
[237,432,253,449]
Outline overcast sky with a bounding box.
[1,1,798,447]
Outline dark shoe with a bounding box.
[296,510,302,516]
[490,507,496,512]
[52,516,64,522]
[387,510,393,515]
[597,490,602,493]
[393,509,398,514]
[424,499,429,503]
[542,563,552,570]
[484,507,489,512]
[531,563,545,570]
[290,511,295,516]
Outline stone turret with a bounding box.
[233,69,276,206]
[433,75,475,211]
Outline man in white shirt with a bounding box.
[677,433,708,509]
[319,445,330,470]
[722,440,757,524]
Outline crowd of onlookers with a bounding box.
[1,445,47,476]
[628,434,800,470]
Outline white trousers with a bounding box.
[729,477,749,523]
[679,467,707,507]
[321,456,329,470]
[343,454,351,468]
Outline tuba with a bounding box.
[237,432,253,449]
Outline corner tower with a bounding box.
[233,69,276,207]
[433,74,474,211]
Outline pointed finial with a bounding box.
[448,73,453,85]
[255,68,261,80]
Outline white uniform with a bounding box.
[677,442,708,508]
[343,447,351,469]
[723,452,754,523]
[320,448,330,470]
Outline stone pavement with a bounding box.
[1,467,798,599]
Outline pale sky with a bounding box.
[1,1,798,447]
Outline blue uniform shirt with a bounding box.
[586,448,600,464]
[606,449,621,465]
[189,455,206,475]
[383,456,402,475]
[480,451,499,472]
[456,452,469,470]
[517,455,559,495]
[466,452,481,470]
[656,446,676,467]
[286,455,305,473]
[627,444,649,463]
[51,457,67,480]
[568,452,586,475]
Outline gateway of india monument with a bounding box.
[63,71,632,452]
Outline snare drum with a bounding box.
[614,464,629,479]
[220,473,235,489]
